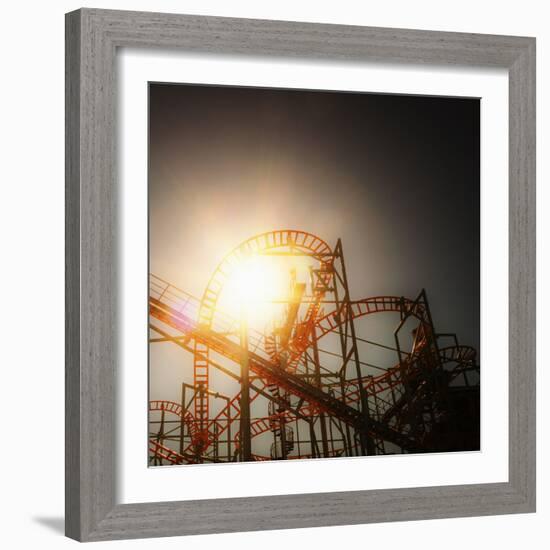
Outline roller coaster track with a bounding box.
[150,292,419,451]
[150,273,478,454]
[149,399,346,463]
[149,337,476,463]
[191,230,335,442]
[149,222,476,463]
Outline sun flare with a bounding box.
[219,253,310,328]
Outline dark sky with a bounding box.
[149,83,480,354]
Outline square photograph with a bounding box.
[148,83,480,466]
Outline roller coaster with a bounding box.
[149,230,480,465]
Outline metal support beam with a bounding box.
[239,312,252,462]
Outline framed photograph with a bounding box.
[65,8,536,542]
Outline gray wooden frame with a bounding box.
[65,8,536,542]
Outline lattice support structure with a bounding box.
[149,230,480,465]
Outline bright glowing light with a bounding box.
[228,257,276,306]
[219,253,312,328]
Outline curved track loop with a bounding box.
[149,440,196,465]
[149,400,195,423]
[192,230,334,448]
[286,296,430,372]
[149,400,198,464]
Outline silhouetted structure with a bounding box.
[149,230,479,464]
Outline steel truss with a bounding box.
[149,230,480,464]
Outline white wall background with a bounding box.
[0,1,546,547]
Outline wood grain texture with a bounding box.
[65,8,536,542]
[65,9,81,541]
[507,41,536,508]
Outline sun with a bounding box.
[229,257,275,305]
[219,253,310,329]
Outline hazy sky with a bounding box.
[149,82,480,355]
